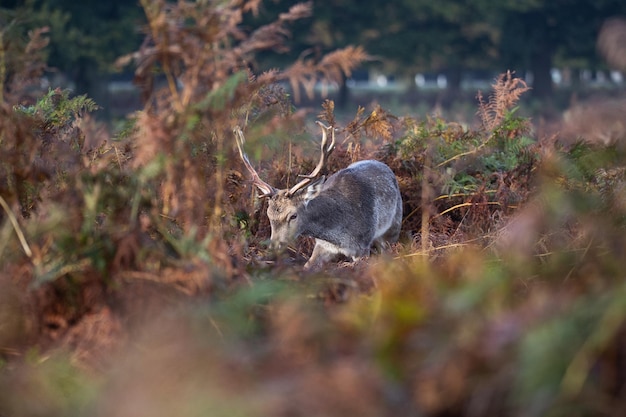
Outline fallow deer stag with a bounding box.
[234,122,402,269]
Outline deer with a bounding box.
[234,122,402,269]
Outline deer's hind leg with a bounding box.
[382,200,403,245]
[372,214,402,254]
[371,238,390,254]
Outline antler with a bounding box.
[234,127,276,197]
[287,121,336,196]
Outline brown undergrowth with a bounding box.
[2,2,626,417]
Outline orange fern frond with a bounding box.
[345,106,366,138]
[282,45,371,102]
[283,60,316,103]
[317,99,336,127]
[361,105,396,142]
[278,2,313,22]
[345,105,396,142]
[241,0,263,17]
[477,70,530,131]
[317,45,371,80]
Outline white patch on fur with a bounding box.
[315,239,343,255]
[303,177,325,207]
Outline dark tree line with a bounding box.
[2,0,625,105]
[1,0,143,115]
[255,0,626,100]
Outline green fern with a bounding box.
[15,88,99,127]
[396,99,536,205]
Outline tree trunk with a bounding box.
[443,66,462,107]
[446,67,462,95]
[336,72,349,109]
[530,43,554,100]
[74,60,110,120]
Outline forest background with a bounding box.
[4,0,626,118]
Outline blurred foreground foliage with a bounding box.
[1,2,625,417]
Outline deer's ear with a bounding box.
[303,176,325,204]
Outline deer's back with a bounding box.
[301,160,402,254]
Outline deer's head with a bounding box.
[234,122,335,251]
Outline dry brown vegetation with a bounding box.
[1,2,626,417]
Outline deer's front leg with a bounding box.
[304,239,344,269]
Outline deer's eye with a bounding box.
[288,213,298,222]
